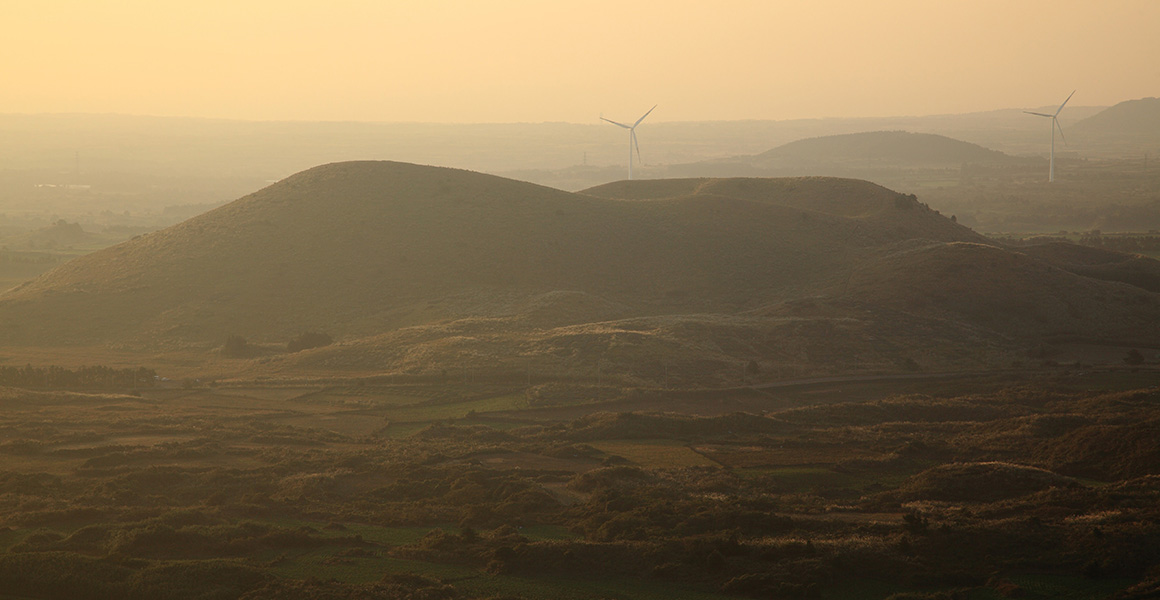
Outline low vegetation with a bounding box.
[287,332,333,353]
[0,364,156,389]
[0,371,1157,599]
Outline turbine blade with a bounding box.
[601,117,631,129]
[632,130,642,164]
[1055,118,1068,146]
[633,104,657,128]
[1054,89,1076,116]
[1024,111,1053,118]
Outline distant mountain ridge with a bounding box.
[663,131,1017,181]
[753,131,1011,166]
[1073,97,1160,137]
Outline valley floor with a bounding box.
[1,369,1158,599]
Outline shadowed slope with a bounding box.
[0,162,973,348]
[5,161,1160,384]
[583,176,981,242]
[1072,97,1160,138]
[845,242,1160,341]
[1018,242,1160,293]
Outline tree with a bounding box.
[287,332,333,353]
[1124,348,1145,365]
[221,335,249,358]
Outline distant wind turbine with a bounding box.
[1024,90,1075,183]
[601,105,656,179]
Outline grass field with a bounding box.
[0,371,1154,599]
[589,439,719,468]
[966,574,1133,600]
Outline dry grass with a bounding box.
[0,163,973,352]
[588,440,718,468]
[3,161,1160,394]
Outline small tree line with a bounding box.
[221,332,333,358]
[0,364,157,389]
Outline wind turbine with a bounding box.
[601,105,656,179]
[1024,90,1075,183]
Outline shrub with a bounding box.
[287,332,333,353]
[221,335,249,358]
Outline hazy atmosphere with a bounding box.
[3,2,1160,600]
[4,0,1158,122]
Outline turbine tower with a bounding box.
[1024,90,1075,183]
[601,105,656,179]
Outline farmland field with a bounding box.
[1,369,1157,598]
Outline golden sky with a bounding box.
[2,0,1157,123]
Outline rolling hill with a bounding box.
[665,131,1016,180]
[1068,97,1160,158]
[845,241,1160,342]
[1072,97,1160,138]
[2,160,1159,384]
[0,161,973,348]
[751,130,1010,167]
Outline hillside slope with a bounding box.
[0,162,975,348]
[1072,97,1160,138]
[4,161,1160,385]
[844,242,1160,342]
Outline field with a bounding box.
[1,368,1158,599]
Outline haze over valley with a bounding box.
[2,2,1160,599]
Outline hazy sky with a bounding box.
[3,0,1157,123]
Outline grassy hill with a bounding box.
[1017,242,1160,292]
[844,241,1160,343]
[0,162,976,349]
[3,160,1159,384]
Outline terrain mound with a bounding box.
[896,461,1078,502]
[844,241,1160,341]
[1072,97,1160,138]
[583,176,904,215]
[754,130,1010,167]
[661,131,1014,180]
[1038,420,1160,481]
[1017,242,1160,292]
[4,160,1160,386]
[0,162,975,348]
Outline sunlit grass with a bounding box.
[734,464,918,494]
[273,547,734,600]
[380,393,527,423]
[589,439,718,468]
[965,574,1133,600]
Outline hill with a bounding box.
[662,131,1017,185]
[843,241,1160,343]
[3,161,1160,385]
[752,130,1010,167]
[1016,242,1160,293]
[0,162,974,349]
[1072,97,1160,138]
